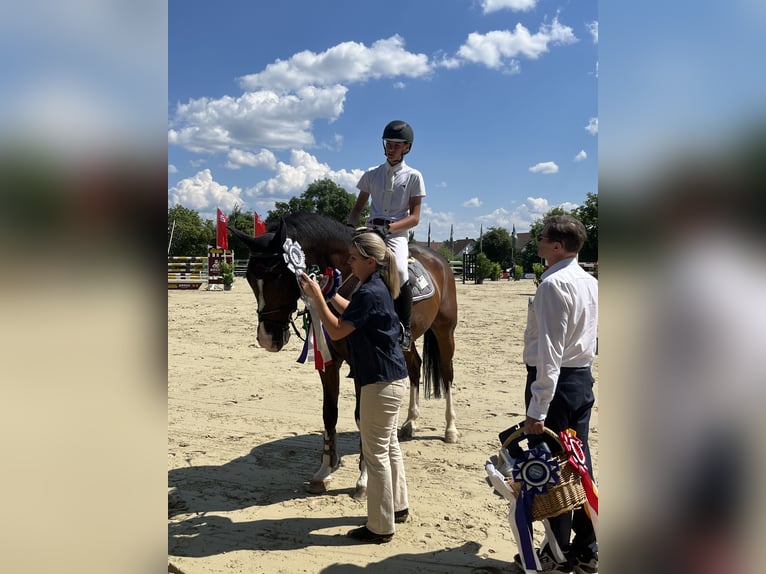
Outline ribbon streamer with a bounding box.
[560,430,599,537]
[283,239,334,371]
[510,449,561,572]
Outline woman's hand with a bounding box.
[298,273,322,302]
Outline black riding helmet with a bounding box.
[382,120,414,154]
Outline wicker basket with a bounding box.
[502,427,586,521]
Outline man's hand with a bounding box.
[524,416,545,435]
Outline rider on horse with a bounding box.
[347,120,424,351]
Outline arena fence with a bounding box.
[168,248,234,290]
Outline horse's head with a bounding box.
[229,220,300,352]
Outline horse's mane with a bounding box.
[268,212,351,251]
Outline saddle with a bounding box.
[336,257,435,302]
[408,257,435,302]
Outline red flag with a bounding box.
[216,208,228,249]
[254,210,266,237]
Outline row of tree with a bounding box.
[474,192,598,272]
[167,178,598,273]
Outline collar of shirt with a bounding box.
[541,256,577,280]
[386,159,406,174]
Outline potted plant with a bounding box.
[220,261,234,291]
[475,253,494,284]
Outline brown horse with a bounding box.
[229,212,458,496]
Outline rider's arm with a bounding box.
[347,191,370,227]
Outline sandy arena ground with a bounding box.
[168,278,598,573]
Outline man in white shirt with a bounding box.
[520,214,599,574]
[347,120,425,350]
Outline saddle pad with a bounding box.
[408,257,435,302]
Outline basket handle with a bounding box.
[501,426,563,454]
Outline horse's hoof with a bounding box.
[306,479,330,494]
[352,486,367,501]
[444,429,459,444]
[399,421,414,440]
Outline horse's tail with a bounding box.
[422,328,443,399]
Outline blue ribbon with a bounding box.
[511,448,561,571]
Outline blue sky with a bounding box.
[168,0,598,241]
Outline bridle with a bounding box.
[249,252,307,342]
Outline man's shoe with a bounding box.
[394,509,409,523]
[346,526,393,544]
[514,548,573,573]
[573,553,598,574]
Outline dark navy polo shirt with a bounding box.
[341,271,408,386]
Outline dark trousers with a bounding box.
[525,365,597,560]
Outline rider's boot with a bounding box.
[394,280,413,351]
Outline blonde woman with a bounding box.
[298,230,410,543]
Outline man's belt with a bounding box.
[370,218,393,226]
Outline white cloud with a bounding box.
[510,197,579,229]
[482,0,538,14]
[238,36,431,92]
[248,149,365,199]
[457,18,577,69]
[574,150,587,162]
[168,169,244,217]
[393,82,406,89]
[586,21,599,44]
[225,148,278,170]
[168,164,177,174]
[168,85,348,154]
[463,197,482,207]
[529,161,559,174]
[585,117,598,135]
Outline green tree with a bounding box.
[518,206,569,272]
[436,245,454,261]
[572,192,598,262]
[269,178,365,224]
[517,199,598,271]
[226,204,255,259]
[481,226,514,270]
[167,205,212,256]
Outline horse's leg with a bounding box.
[399,347,422,440]
[308,367,341,493]
[352,380,368,500]
[435,320,459,444]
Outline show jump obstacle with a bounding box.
[167,248,233,290]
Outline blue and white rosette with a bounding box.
[284,238,333,370]
[282,237,306,276]
[510,448,561,573]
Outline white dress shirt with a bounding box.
[524,257,598,420]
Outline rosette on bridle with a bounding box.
[283,239,333,371]
[511,447,561,571]
[560,430,599,536]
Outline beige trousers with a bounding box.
[359,377,409,535]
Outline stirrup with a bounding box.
[399,325,412,351]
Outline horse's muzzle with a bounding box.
[257,321,290,352]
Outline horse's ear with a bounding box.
[266,217,287,251]
[228,225,268,252]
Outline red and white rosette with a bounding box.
[560,429,599,537]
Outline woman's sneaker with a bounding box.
[573,553,598,574]
[513,548,573,573]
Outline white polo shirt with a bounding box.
[356,159,426,222]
